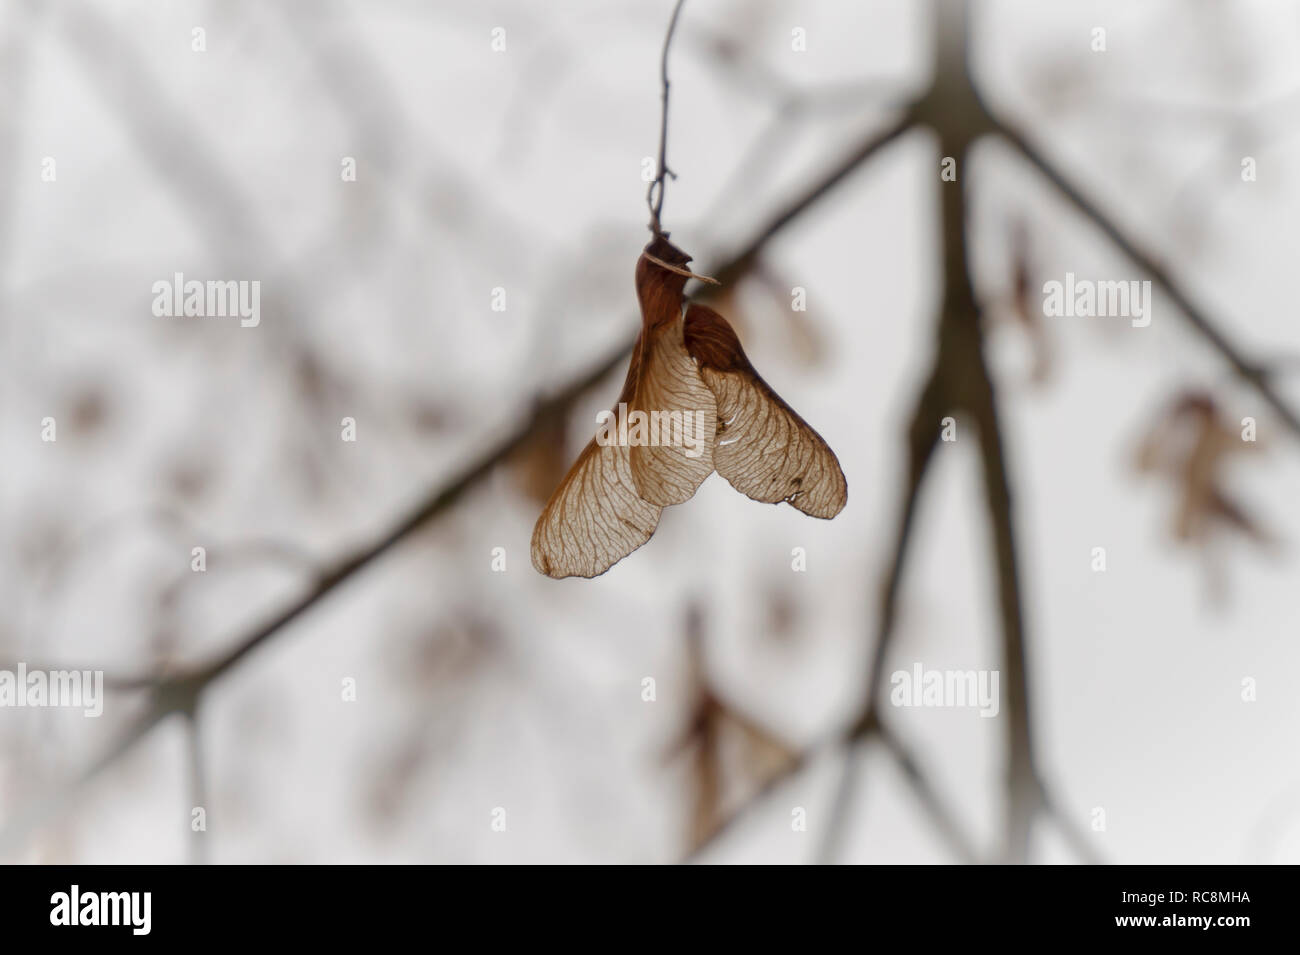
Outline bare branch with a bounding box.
[185,713,209,866]
[994,117,1300,442]
[0,98,919,857]
[815,365,945,864]
[648,0,688,236]
[968,358,1038,862]
[877,721,981,864]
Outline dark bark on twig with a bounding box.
[648,0,688,236]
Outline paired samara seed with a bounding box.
[531,236,847,578]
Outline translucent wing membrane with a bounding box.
[684,304,847,519]
[531,336,662,579]
[628,315,717,507]
[529,436,662,578]
[530,239,847,579]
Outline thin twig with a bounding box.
[648,0,688,236]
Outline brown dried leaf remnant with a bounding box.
[1135,389,1274,548]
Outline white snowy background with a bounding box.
[2,0,1299,863]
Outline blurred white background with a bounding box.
[2,0,1300,863]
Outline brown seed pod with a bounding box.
[531,237,847,579]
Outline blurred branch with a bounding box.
[50,0,268,256]
[679,731,824,863]
[0,703,172,857]
[687,25,916,114]
[993,117,1300,441]
[682,712,980,864]
[686,357,971,866]
[9,503,318,682]
[877,720,981,863]
[815,365,946,864]
[697,1,1121,866]
[0,102,917,857]
[1167,85,1300,211]
[711,109,917,287]
[274,0,542,271]
[967,334,1036,862]
[968,335,1100,865]
[185,712,208,866]
[1043,788,1104,866]
[21,0,1288,866]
